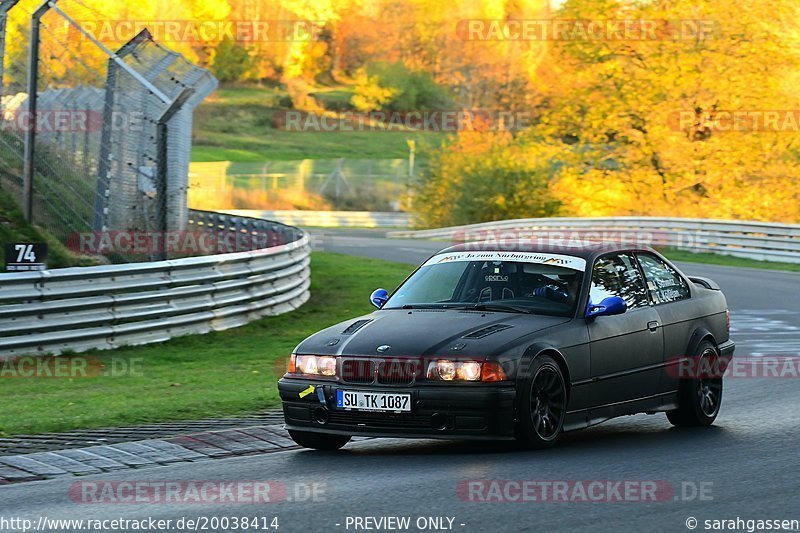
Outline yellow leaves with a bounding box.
[283,42,315,81]
[519,0,800,224]
[189,0,231,21]
[351,68,397,112]
[281,0,340,22]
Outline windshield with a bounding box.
[385,251,586,317]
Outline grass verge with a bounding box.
[0,252,412,435]
[192,85,444,162]
[0,187,98,269]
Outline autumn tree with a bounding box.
[413,130,562,227]
[413,0,800,226]
[212,37,255,82]
[542,0,800,221]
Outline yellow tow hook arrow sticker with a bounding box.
[299,385,315,398]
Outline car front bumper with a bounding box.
[278,378,517,440]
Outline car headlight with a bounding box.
[427,360,492,382]
[291,355,337,377]
[458,361,482,381]
[318,356,337,376]
[431,360,457,381]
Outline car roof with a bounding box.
[435,241,659,262]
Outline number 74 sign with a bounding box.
[4,242,48,272]
[14,244,37,263]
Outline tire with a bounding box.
[667,340,723,427]
[288,430,351,451]
[516,355,567,449]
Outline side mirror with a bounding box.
[370,288,389,309]
[585,296,627,319]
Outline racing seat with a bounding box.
[469,262,520,303]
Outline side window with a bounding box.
[637,253,690,304]
[589,254,649,310]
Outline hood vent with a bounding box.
[463,324,513,339]
[342,319,372,335]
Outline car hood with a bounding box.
[294,309,571,358]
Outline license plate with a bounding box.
[336,390,411,412]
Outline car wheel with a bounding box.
[667,340,723,427]
[288,430,351,451]
[516,355,567,449]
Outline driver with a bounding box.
[533,275,581,305]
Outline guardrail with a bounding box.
[187,209,306,249]
[0,211,310,358]
[388,217,800,264]
[221,210,411,228]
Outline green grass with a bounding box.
[192,85,444,162]
[209,86,290,107]
[661,247,800,272]
[0,187,98,269]
[309,87,356,111]
[192,131,437,162]
[0,252,412,436]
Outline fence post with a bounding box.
[154,87,195,261]
[21,0,51,221]
[93,29,153,232]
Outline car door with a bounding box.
[635,252,694,395]
[586,253,665,409]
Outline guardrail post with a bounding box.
[154,87,195,261]
[21,0,51,222]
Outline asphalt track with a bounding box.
[2,230,799,533]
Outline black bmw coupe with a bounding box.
[278,243,734,450]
